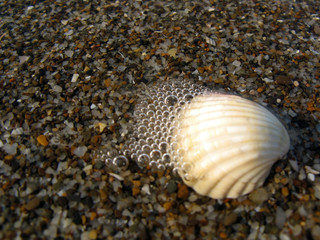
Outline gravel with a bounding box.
[0,0,320,239]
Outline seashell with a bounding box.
[171,93,290,199]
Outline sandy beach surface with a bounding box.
[0,0,320,239]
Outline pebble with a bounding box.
[2,143,18,155]
[89,230,97,240]
[177,184,189,200]
[25,197,41,211]
[73,146,87,157]
[223,213,238,226]
[281,187,289,197]
[249,188,269,204]
[166,180,177,193]
[275,207,286,228]
[37,135,49,147]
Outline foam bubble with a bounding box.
[104,79,208,173]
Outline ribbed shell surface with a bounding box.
[172,94,290,199]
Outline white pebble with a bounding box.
[232,60,241,67]
[19,56,30,64]
[288,109,297,118]
[73,146,87,157]
[65,50,74,58]
[52,85,62,93]
[65,29,73,36]
[141,184,150,195]
[262,77,274,83]
[308,173,316,182]
[289,160,299,171]
[71,73,79,82]
[3,143,18,155]
[11,127,24,136]
[61,20,68,25]
[275,207,286,228]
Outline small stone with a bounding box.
[167,48,177,58]
[219,232,228,239]
[232,60,241,67]
[95,122,107,133]
[312,225,320,239]
[90,212,97,221]
[177,184,189,200]
[223,212,238,226]
[141,184,150,195]
[281,187,289,197]
[249,188,269,204]
[4,155,14,161]
[91,135,101,145]
[262,77,274,83]
[163,202,173,211]
[25,197,41,211]
[3,143,18,155]
[37,135,49,146]
[65,50,74,58]
[61,20,68,25]
[132,180,141,187]
[166,180,177,193]
[71,73,79,82]
[275,75,291,85]
[104,79,111,87]
[52,85,62,93]
[275,207,286,228]
[99,188,108,201]
[19,56,30,64]
[73,146,87,157]
[132,187,140,196]
[257,87,264,93]
[314,23,320,35]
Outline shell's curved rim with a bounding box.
[180,143,283,186]
[207,160,272,198]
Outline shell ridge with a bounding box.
[171,93,290,199]
[222,161,272,198]
[190,150,276,195]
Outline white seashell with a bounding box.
[171,93,290,199]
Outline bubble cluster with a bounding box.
[119,79,208,173]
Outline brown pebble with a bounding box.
[275,75,291,85]
[132,187,140,196]
[177,184,189,200]
[314,24,320,35]
[82,215,86,225]
[91,135,101,145]
[37,135,49,146]
[257,87,264,93]
[99,188,108,201]
[25,197,41,211]
[163,202,173,211]
[90,212,97,221]
[249,188,269,204]
[104,79,111,88]
[24,113,31,120]
[82,85,92,91]
[282,187,289,197]
[223,212,238,226]
[4,155,14,161]
[89,229,97,240]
